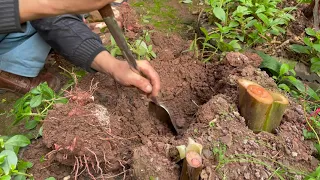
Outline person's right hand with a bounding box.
[19,0,115,23]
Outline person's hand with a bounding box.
[91,51,161,97]
[19,0,115,23]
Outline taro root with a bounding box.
[238,79,289,133]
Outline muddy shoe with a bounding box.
[0,71,61,94]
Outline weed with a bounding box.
[106,30,157,60]
[12,82,68,130]
[0,135,33,179]
[290,28,320,74]
[258,51,320,100]
[195,0,295,57]
[132,0,182,32]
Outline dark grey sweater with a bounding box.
[0,0,106,72]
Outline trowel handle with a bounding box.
[98,4,114,18]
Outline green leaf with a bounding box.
[55,98,68,104]
[228,21,239,28]
[303,129,317,139]
[279,64,290,76]
[4,135,30,148]
[29,95,42,108]
[306,28,316,37]
[303,37,313,47]
[14,175,26,180]
[229,40,241,50]
[25,120,39,130]
[0,155,6,165]
[278,84,290,92]
[313,44,320,52]
[40,83,54,99]
[0,150,18,175]
[290,44,310,54]
[311,61,320,73]
[257,52,281,76]
[213,7,226,22]
[284,76,320,100]
[257,13,270,25]
[0,175,11,180]
[45,177,56,180]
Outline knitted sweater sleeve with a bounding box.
[0,0,24,34]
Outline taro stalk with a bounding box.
[238,79,289,133]
[177,138,203,180]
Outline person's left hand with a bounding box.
[91,51,161,97]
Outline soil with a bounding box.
[20,1,319,180]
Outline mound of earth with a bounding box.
[21,2,319,180]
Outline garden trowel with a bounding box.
[98,5,179,134]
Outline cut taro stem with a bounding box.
[238,79,262,121]
[241,84,273,132]
[238,79,288,133]
[263,92,289,132]
[180,151,203,180]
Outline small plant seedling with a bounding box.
[195,0,295,57]
[209,120,216,127]
[106,30,157,61]
[0,135,33,179]
[12,82,68,130]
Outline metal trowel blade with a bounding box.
[148,101,178,135]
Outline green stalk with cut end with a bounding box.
[238,79,262,122]
[238,79,289,133]
[263,92,289,132]
[241,84,274,132]
[180,151,203,180]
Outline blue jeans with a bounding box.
[0,22,51,77]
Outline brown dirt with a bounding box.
[21,2,319,180]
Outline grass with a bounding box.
[131,0,187,32]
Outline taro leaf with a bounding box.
[30,95,42,108]
[290,44,310,54]
[306,28,316,37]
[257,51,281,76]
[0,175,11,180]
[0,150,17,175]
[279,64,290,76]
[25,120,39,130]
[213,7,226,22]
[4,135,30,148]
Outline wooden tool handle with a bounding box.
[98,4,114,18]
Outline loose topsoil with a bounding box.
[21,2,319,180]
